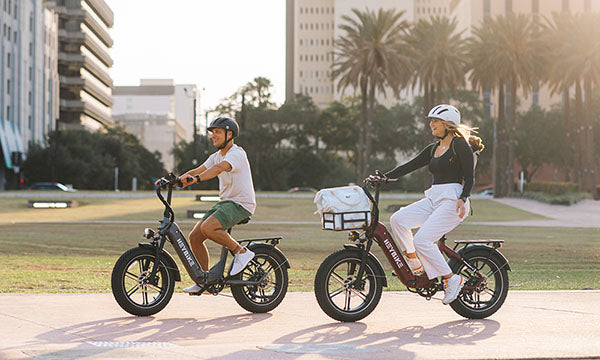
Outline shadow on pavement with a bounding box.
[255,319,501,359]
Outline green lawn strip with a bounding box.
[0,195,545,223]
[0,223,598,293]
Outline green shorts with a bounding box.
[202,200,252,230]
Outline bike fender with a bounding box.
[343,244,388,287]
[457,245,511,271]
[247,243,291,269]
[138,243,182,281]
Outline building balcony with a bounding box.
[83,57,113,88]
[58,52,85,66]
[60,76,113,107]
[84,0,114,27]
[83,11,113,47]
[83,33,113,67]
[58,29,85,44]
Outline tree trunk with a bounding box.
[423,83,435,190]
[494,83,507,198]
[365,81,376,175]
[583,77,596,195]
[574,80,583,186]
[356,78,368,183]
[507,78,517,194]
[563,89,571,181]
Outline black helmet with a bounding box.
[208,116,239,138]
[207,116,239,149]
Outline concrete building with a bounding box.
[0,0,60,190]
[113,79,199,143]
[286,0,600,111]
[113,79,200,171]
[55,0,114,131]
[113,113,186,172]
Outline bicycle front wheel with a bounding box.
[111,247,175,316]
[314,249,383,322]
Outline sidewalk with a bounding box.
[468,198,600,228]
[1,291,599,359]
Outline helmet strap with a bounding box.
[217,131,233,150]
[435,129,450,140]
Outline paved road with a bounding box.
[1,291,599,360]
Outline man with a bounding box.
[178,116,256,293]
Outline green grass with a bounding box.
[0,193,597,293]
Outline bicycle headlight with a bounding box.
[143,228,156,239]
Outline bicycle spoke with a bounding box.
[329,285,344,298]
[126,283,141,297]
[344,289,352,311]
[349,287,367,301]
[330,271,346,286]
[125,271,139,281]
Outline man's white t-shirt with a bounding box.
[202,144,256,214]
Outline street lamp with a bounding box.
[184,87,202,165]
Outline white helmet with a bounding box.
[427,104,461,126]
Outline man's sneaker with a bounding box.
[406,258,425,276]
[231,248,255,276]
[442,274,465,305]
[183,283,204,294]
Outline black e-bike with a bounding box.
[111,174,290,316]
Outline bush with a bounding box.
[513,191,591,205]
[524,181,580,195]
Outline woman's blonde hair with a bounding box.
[442,121,485,153]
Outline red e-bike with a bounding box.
[314,176,510,322]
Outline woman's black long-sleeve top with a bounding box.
[384,136,474,199]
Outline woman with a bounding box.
[382,104,484,305]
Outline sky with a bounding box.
[104,0,286,116]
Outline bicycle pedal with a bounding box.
[391,271,396,277]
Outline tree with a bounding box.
[334,8,413,182]
[468,13,546,196]
[546,12,600,195]
[23,127,165,190]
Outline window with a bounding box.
[310,55,313,61]
[28,91,32,105]
[13,30,16,43]
[310,23,313,30]
[326,7,329,14]
[300,71,303,78]
[300,23,303,30]
[326,39,329,46]
[321,39,324,46]
[29,42,32,56]
[310,7,313,14]
[7,26,10,40]
[300,39,303,46]
[6,79,10,94]
[7,53,10,68]
[300,7,303,14]
[6,106,9,120]
[299,55,303,62]
[28,116,32,129]
[29,66,32,80]
[310,39,313,46]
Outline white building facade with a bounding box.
[0,0,60,189]
[113,79,200,171]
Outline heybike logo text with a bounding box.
[176,235,195,267]
[384,238,404,269]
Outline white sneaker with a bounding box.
[406,258,425,275]
[231,248,255,276]
[183,283,203,293]
[442,274,465,305]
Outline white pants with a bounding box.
[390,183,469,280]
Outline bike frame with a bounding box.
[145,176,283,288]
[354,181,483,290]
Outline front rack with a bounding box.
[321,211,371,231]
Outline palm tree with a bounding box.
[334,8,413,181]
[406,16,468,188]
[407,16,468,120]
[468,13,546,197]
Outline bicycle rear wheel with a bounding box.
[231,247,288,313]
[449,248,509,319]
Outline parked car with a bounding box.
[479,188,494,196]
[288,187,317,193]
[29,182,76,192]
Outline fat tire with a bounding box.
[111,247,176,316]
[314,249,384,322]
[448,248,509,319]
[231,247,289,313]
